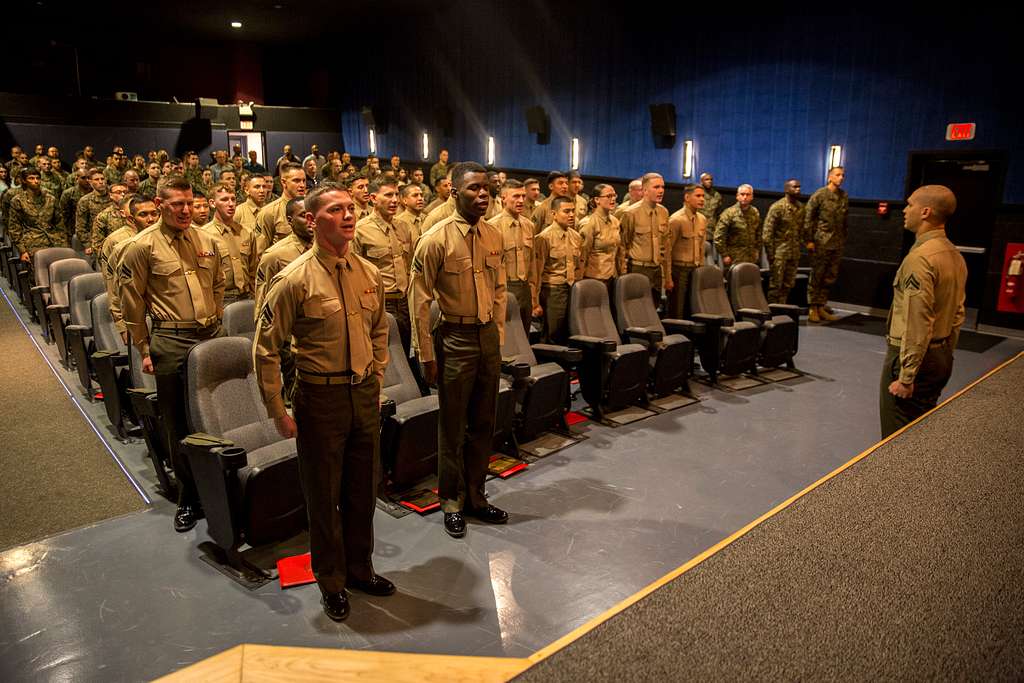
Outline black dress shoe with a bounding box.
[321,592,350,622]
[173,504,198,533]
[347,574,396,596]
[465,504,508,524]
[444,512,466,538]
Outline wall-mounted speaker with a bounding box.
[525,106,550,144]
[361,105,389,134]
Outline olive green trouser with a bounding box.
[879,341,953,438]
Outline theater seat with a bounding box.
[90,294,135,438]
[126,331,177,498]
[380,312,440,491]
[44,258,94,360]
[28,247,78,329]
[501,292,580,441]
[614,273,695,397]
[728,262,800,369]
[181,336,307,579]
[63,272,107,393]
[567,278,649,420]
[688,265,760,383]
[223,299,256,340]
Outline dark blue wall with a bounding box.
[338,7,1020,203]
[5,122,229,165]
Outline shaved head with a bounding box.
[911,185,957,223]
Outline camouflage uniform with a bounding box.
[58,184,87,241]
[762,197,805,304]
[90,203,131,254]
[713,204,762,266]
[8,188,59,256]
[428,161,449,187]
[103,164,124,187]
[804,186,849,305]
[699,187,723,236]
[184,167,204,190]
[40,170,64,199]
[75,190,113,251]
[138,176,159,201]
[1,186,22,226]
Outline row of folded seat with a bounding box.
[0,233,800,582]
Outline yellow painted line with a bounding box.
[524,350,1023,667]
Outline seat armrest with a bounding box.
[30,284,50,296]
[92,350,128,366]
[181,433,246,471]
[661,318,703,337]
[66,324,92,336]
[531,343,583,365]
[127,387,159,418]
[500,359,531,382]
[568,335,616,353]
[768,303,802,323]
[625,326,664,344]
[691,312,733,328]
[380,397,397,420]
[735,307,771,323]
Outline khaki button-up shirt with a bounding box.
[666,206,707,268]
[620,200,670,279]
[254,232,311,311]
[409,212,507,363]
[578,209,625,280]
[98,224,139,330]
[254,196,292,256]
[352,211,412,294]
[396,209,425,244]
[119,220,226,356]
[533,223,583,294]
[490,210,537,283]
[417,195,457,246]
[886,230,967,384]
[253,241,388,418]
[234,197,264,233]
[202,216,257,296]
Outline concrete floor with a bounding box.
[1,290,1021,681]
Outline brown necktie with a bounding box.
[512,219,525,280]
[468,226,490,323]
[336,258,370,376]
[648,210,657,262]
[172,232,204,321]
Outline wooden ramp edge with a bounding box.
[155,644,529,682]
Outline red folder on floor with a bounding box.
[277,553,315,589]
[566,411,589,425]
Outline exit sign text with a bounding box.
[946,123,976,141]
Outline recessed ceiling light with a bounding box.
[230,21,242,28]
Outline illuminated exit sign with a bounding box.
[946,123,976,141]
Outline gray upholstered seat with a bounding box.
[183,336,306,561]
[613,273,695,397]
[501,292,579,440]
[728,262,800,369]
[63,272,107,391]
[90,293,134,438]
[381,312,441,490]
[28,247,77,324]
[567,278,649,418]
[44,257,93,358]
[223,299,256,340]
[688,265,761,382]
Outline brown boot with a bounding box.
[808,306,821,323]
[818,306,838,322]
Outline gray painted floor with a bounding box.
[1,289,1021,681]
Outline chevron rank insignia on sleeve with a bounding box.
[120,263,132,280]
[260,302,274,327]
[904,273,921,291]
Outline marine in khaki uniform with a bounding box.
[762,179,805,304]
[578,183,625,307]
[490,180,538,335]
[396,183,426,244]
[567,170,590,223]
[253,198,310,405]
[880,184,967,438]
[423,175,452,216]
[714,184,762,267]
[697,172,723,235]
[253,163,307,257]
[530,170,572,229]
[409,161,509,538]
[352,179,415,362]
[98,196,160,339]
[533,196,584,344]
[8,167,60,259]
[89,183,129,254]
[202,183,258,304]
[523,178,542,221]
[234,174,269,233]
[663,184,707,319]
[75,168,112,255]
[613,178,644,219]
[417,193,457,245]
[254,184,394,623]
[619,172,670,308]
[347,175,371,224]
[805,166,849,322]
[119,176,226,533]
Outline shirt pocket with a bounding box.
[304,296,343,340]
[485,253,501,270]
[152,259,182,278]
[443,256,472,274]
[366,245,391,263]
